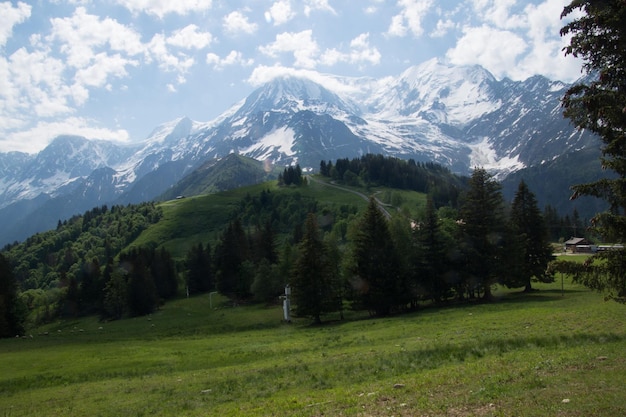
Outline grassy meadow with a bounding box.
[1,266,625,417]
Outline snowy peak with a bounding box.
[145,116,196,145]
[237,76,359,117]
[369,58,501,126]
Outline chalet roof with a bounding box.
[564,237,588,245]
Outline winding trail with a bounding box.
[307,176,392,220]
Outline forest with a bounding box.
[0,155,587,336]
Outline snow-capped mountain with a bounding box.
[0,59,599,245]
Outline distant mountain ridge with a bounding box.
[0,58,600,245]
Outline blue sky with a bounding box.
[0,0,582,154]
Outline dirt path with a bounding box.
[307,176,392,220]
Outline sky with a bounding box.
[0,0,583,154]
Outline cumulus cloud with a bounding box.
[446,25,527,79]
[0,117,130,154]
[47,7,144,68]
[387,0,434,38]
[304,0,336,16]
[114,0,213,18]
[223,10,258,35]
[206,50,253,70]
[446,0,583,81]
[166,24,213,49]
[431,19,456,38]
[320,33,381,67]
[259,30,319,68]
[247,64,364,97]
[264,0,296,25]
[0,1,32,47]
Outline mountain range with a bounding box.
[0,58,601,246]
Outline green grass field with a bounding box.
[1,269,625,417]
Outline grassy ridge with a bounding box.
[1,273,625,416]
[131,178,376,259]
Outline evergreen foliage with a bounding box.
[414,197,453,303]
[291,213,342,323]
[560,0,626,302]
[320,154,464,208]
[509,181,555,291]
[458,168,509,300]
[348,198,404,316]
[185,243,214,295]
[214,218,251,300]
[277,164,304,186]
[0,253,25,338]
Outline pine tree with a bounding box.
[103,268,127,320]
[349,198,402,315]
[459,168,508,300]
[509,180,555,291]
[215,218,251,300]
[291,213,341,323]
[185,243,213,295]
[126,255,158,317]
[560,1,626,302]
[151,247,178,300]
[416,196,450,303]
[0,253,24,338]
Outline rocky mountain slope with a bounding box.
[0,59,599,245]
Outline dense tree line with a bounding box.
[184,165,555,322]
[0,156,565,334]
[320,154,465,208]
[277,164,305,186]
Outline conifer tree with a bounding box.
[509,180,555,291]
[459,168,508,300]
[185,243,213,295]
[416,196,450,303]
[291,213,341,323]
[349,198,401,315]
[560,0,626,302]
[215,218,251,300]
[0,253,24,338]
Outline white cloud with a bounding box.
[259,30,319,68]
[265,0,296,25]
[388,0,433,37]
[147,33,195,73]
[431,19,455,38]
[469,0,520,30]
[446,25,527,79]
[0,117,130,154]
[304,0,336,16]
[446,0,583,81]
[206,50,253,70]
[74,52,136,89]
[0,1,31,47]
[114,0,213,18]
[47,7,144,68]
[247,64,364,97]
[320,33,381,67]
[166,24,213,49]
[223,11,258,35]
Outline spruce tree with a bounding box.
[509,181,555,291]
[0,253,24,338]
[560,1,626,302]
[459,168,508,300]
[291,213,341,323]
[416,196,450,303]
[349,198,401,315]
[215,218,251,300]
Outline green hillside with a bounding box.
[1,275,624,416]
[133,177,427,260]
